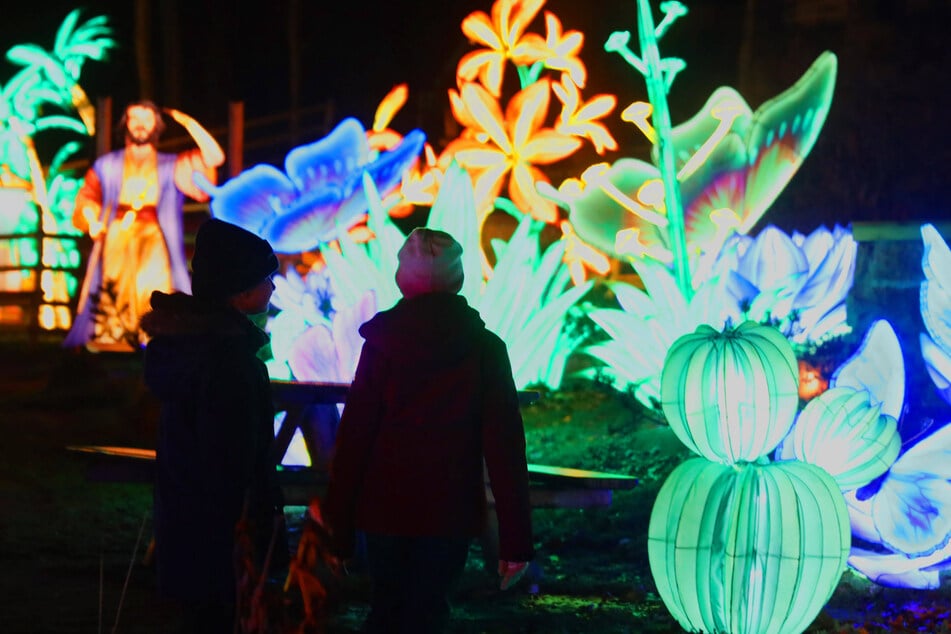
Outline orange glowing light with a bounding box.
[442,79,582,223]
[539,11,586,88]
[364,84,443,218]
[798,360,829,401]
[552,75,618,155]
[368,84,409,152]
[386,144,443,216]
[457,0,548,98]
[560,220,610,285]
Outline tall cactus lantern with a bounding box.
[650,321,851,634]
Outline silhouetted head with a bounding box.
[395,228,464,298]
[191,219,279,312]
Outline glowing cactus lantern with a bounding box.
[651,321,851,633]
[661,320,800,464]
[648,457,851,634]
[776,386,901,491]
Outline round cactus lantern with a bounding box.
[776,386,901,491]
[661,320,800,463]
[648,457,851,634]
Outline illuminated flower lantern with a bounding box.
[268,162,591,391]
[920,223,951,405]
[543,14,836,296]
[661,320,800,463]
[651,320,850,634]
[817,317,951,589]
[196,117,425,253]
[439,0,619,285]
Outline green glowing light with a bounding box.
[649,457,850,634]
[606,0,691,298]
[0,10,113,328]
[661,320,800,464]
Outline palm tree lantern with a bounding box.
[661,320,800,464]
[648,458,850,634]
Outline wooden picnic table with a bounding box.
[268,379,541,470]
[67,380,637,508]
[67,379,638,569]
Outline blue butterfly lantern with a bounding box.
[195,117,425,253]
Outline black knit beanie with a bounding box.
[191,218,279,301]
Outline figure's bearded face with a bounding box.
[125,106,160,146]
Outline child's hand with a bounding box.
[498,560,529,591]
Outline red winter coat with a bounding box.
[324,293,534,562]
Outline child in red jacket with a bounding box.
[324,227,533,633]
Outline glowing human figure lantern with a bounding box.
[650,320,851,634]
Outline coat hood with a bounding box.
[141,291,269,399]
[358,293,485,369]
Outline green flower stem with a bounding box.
[635,0,691,299]
[515,62,544,90]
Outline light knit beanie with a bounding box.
[395,228,464,298]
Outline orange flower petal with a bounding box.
[461,82,511,152]
[511,162,557,223]
[457,49,498,84]
[461,12,501,49]
[373,84,408,132]
[575,94,616,120]
[448,88,481,132]
[508,0,546,44]
[454,147,508,169]
[520,130,582,164]
[508,79,551,147]
[471,161,510,216]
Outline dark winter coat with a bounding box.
[323,293,534,562]
[140,291,283,603]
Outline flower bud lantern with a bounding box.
[649,321,850,634]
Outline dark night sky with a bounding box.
[6,1,951,232]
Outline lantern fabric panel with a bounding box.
[661,321,800,463]
[776,386,901,491]
[648,458,850,634]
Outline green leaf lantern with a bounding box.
[648,457,850,634]
[776,386,901,491]
[661,321,800,463]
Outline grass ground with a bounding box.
[1,341,949,633]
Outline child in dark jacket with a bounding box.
[140,218,286,634]
[324,227,534,634]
